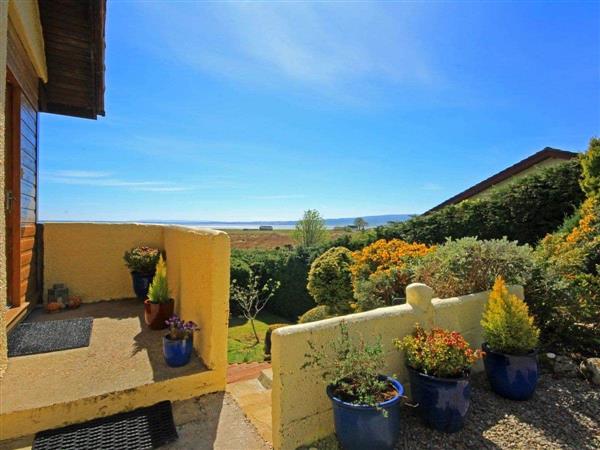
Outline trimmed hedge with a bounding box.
[231,247,318,321]
[376,160,584,245]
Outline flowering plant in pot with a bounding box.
[163,315,198,367]
[481,276,540,400]
[395,325,482,433]
[144,256,174,330]
[124,246,160,299]
[303,322,404,450]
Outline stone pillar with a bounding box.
[406,283,435,329]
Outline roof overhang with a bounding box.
[38,0,106,119]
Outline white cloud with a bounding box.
[42,171,192,193]
[246,194,306,200]
[137,2,437,101]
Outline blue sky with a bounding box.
[39,1,600,222]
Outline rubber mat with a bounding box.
[32,401,178,449]
[8,317,93,357]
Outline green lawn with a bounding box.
[228,311,291,364]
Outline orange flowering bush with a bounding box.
[395,325,482,378]
[351,239,435,311]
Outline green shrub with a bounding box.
[580,137,600,197]
[299,305,332,324]
[307,247,354,314]
[377,160,584,245]
[481,276,540,354]
[264,323,287,356]
[414,237,534,298]
[303,322,390,407]
[352,267,413,311]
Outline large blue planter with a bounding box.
[163,335,194,367]
[327,376,404,450]
[131,271,155,300]
[408,366,471,433]
[482,343,538,400]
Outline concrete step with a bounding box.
[258,368,273,390]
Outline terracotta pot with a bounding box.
[144,299,174,330]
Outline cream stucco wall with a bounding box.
[0,1,9,379]
[7,0,47,81]
[43,222,230,379]
[271,283,524,450]
[469,158,571,201]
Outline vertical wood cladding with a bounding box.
[7,19,40,305]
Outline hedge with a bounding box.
[230,247,318,321]
[376,159,584,245]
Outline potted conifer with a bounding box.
[303,322,404,450]
[144,255,174,330]
[395,325,482,433]
[481,276,540,400]
[124,246,160,300]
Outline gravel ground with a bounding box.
[304,373,599,450]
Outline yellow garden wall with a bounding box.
[43,222,230,382]
[271,283,524,450]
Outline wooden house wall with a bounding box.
[7,18,41,305]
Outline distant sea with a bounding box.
[140,214,413,230]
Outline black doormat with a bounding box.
[33,401,178,450]
[8,317,93,357]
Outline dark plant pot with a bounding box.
[482,343,538,400]
[131,271,155,300]
[407,366,471,433]
[144,299,174,330]
[327,376,403,450]
[163,335,194,367]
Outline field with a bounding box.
[220,228,351,249]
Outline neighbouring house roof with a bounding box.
[38,0,106,119]
[426,147,579,213]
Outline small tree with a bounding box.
[230,272,281,344]
[307,246,354,314]
[354,217,368,231]
[293,209,327,247]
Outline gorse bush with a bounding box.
[298,305,332,324]
[395,325,482,378]
[481,277,539,354]
[414,237,534,298]
[307,247,354,314]
[351,239,434,311]
[377,159,584,245]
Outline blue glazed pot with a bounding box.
[408,366,471,433]
[163,335,193,367]
[482,343,538,400]
[131,271,155,300]
[327,376,403,450]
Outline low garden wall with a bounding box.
[271,282,524,450]
[43,222,230,373]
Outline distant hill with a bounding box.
[142,214,413,229]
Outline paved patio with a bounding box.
[0,393,270,450]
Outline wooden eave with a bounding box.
[38,0,106,119]
[426,148,579,213]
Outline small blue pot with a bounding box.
[163,335,193,367]
[131,271,154,300]
[408,366,471,433]
[327,376,403,450]
[482,343,538,400]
